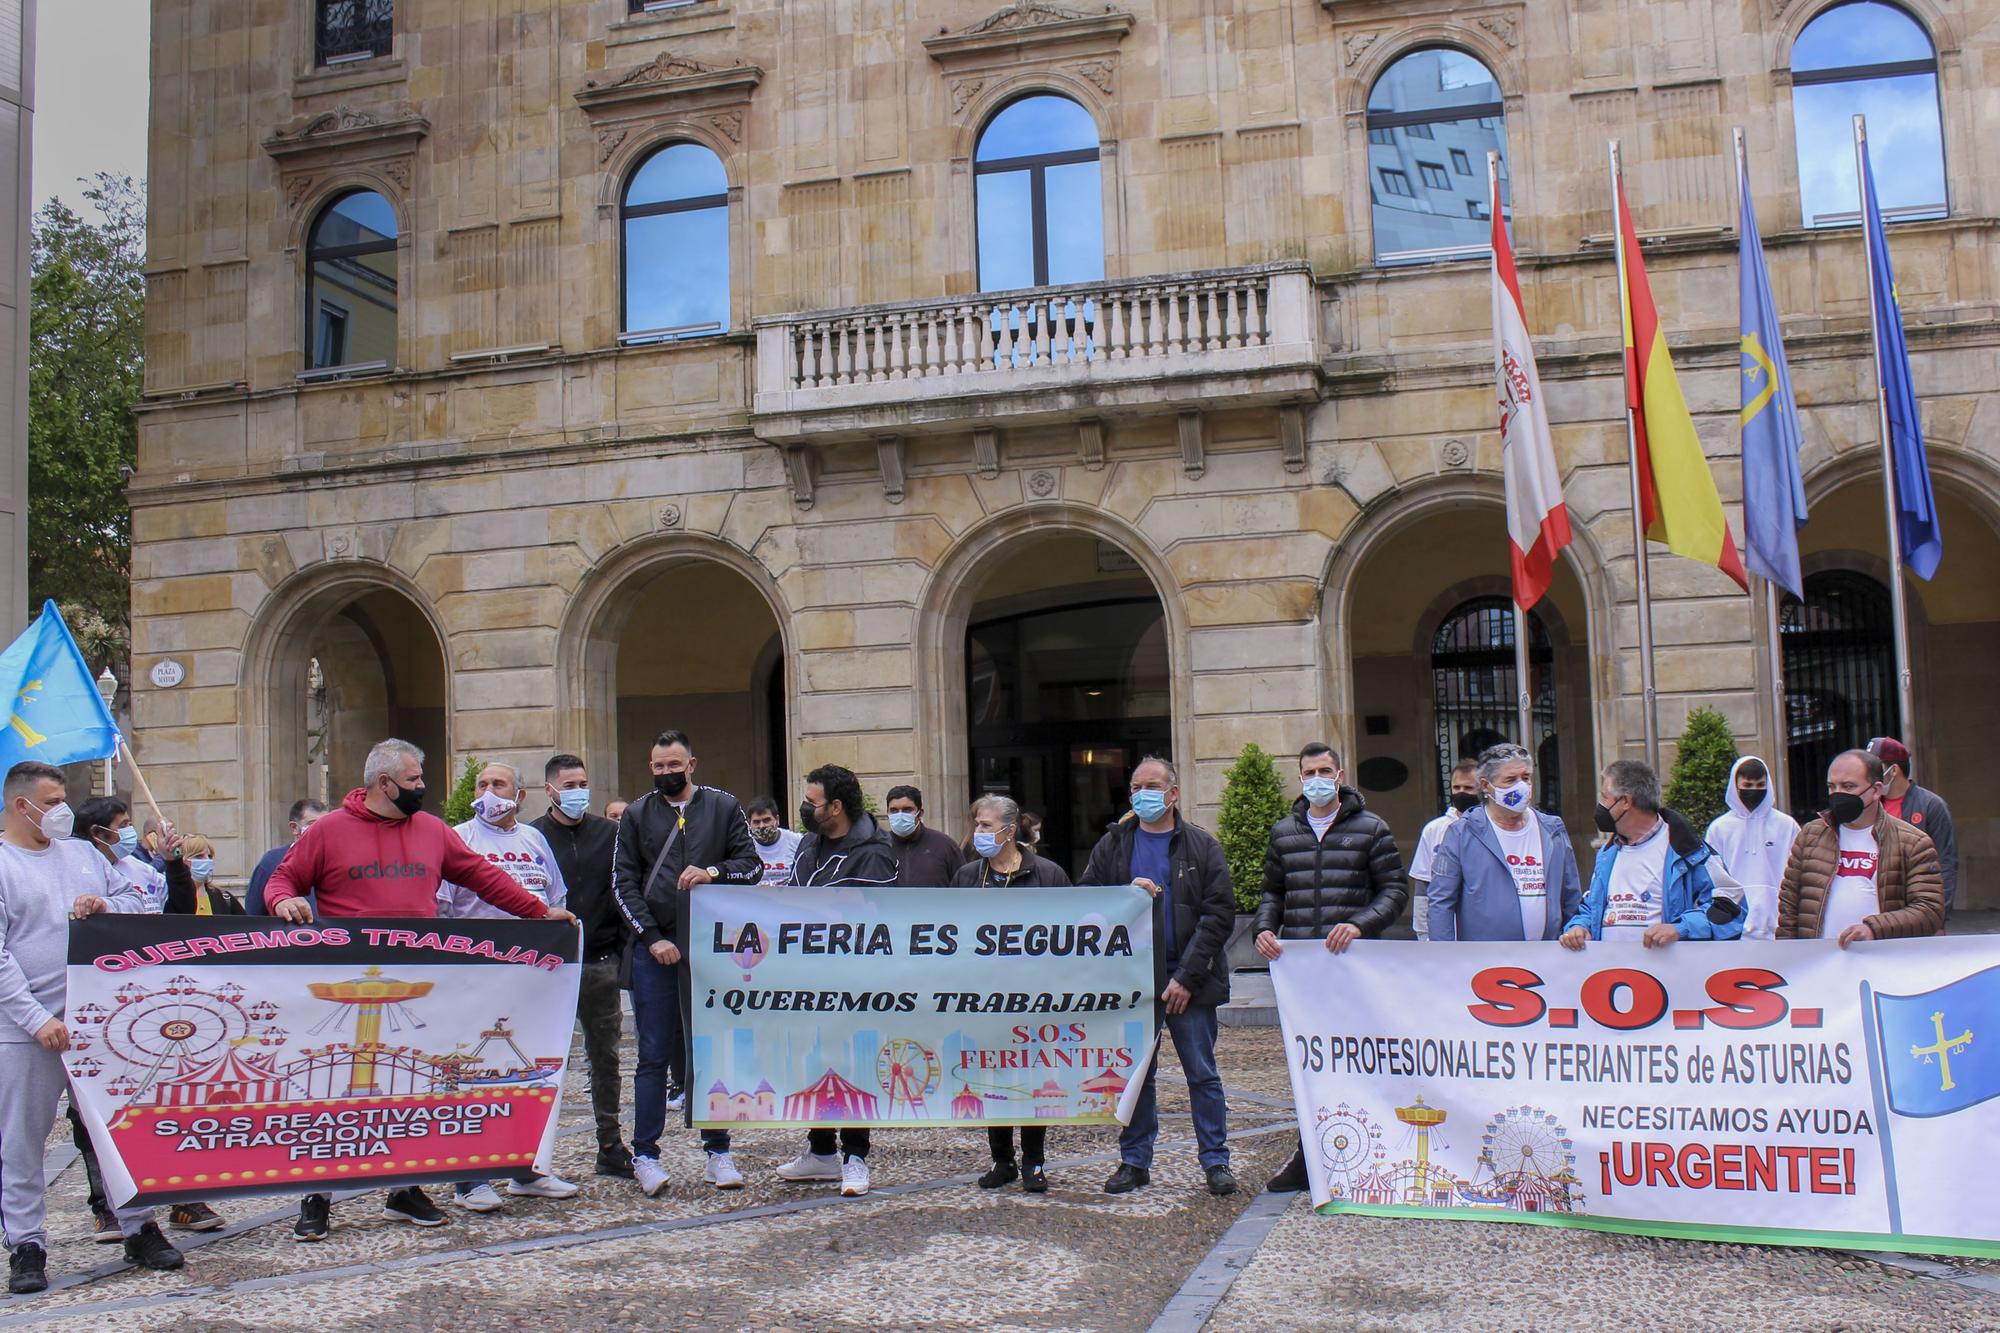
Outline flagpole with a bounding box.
[1853,114,1918,735]
[1735,126,1793,812]
[1610,140,1661,769]
[1493,150,1537,757]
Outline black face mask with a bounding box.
[389,780,426,818]
[799,801,824,835]
[1592,801,1620,836]
[1448,792,1481,814]
[1738,785,1767,810]
[1825,792,1867,826]
[654,771,689,799]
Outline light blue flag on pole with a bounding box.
[1738,156,1808,599]
[0,601,121,772]
[1860,134,1944,581]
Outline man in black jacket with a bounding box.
[531,753,632,1178]
[611,730,761,1198]
[884,784,966,887]
[774,764,901,1198]
[1079,756,1236,1198]
[1255,741,1408,1192]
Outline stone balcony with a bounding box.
[750,263,1324,502]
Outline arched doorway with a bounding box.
[250,574,450,848]
[1429,596,1559,814]
[955,529,1173,876]
[566,553,787,809]
[1779,570,1897,816]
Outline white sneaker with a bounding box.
[665,1090,687,1113]
[704,1152,745,1190]
[506,1173,580,1199]
[454,1183,505,1213]
[774,1151,842,1182]
[633,1155,670,1198]
[840,1157,871,1197]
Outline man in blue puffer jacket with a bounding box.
[1562,759,1742,948]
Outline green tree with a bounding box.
[1664,707,1739,832]
[441,755,483,826]
[1216,743,1289,914]
[28,176,146,668]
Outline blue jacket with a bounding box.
[1426,806,1582,942]
[1567,821,1740,941]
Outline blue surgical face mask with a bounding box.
[188,858,215,882]
[1301,776,1340,808]
[554,788,591,819]
[116,826,141,857]
[973,830,1004,859]
[887,811,920,838]
[1131,789,1170,822]
[1491,780,1533,812]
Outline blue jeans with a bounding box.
[630,944,728,1159]
[1119,1004,1229,1171]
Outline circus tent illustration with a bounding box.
[1079,1066,1128,1113]
[951,1084,986,1120]
[1031,1079,1069,1119]
[784,1068,879,1121]
[152,1038,292,1107]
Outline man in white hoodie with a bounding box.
[1704,756,1799,940]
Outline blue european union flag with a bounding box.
[1860,134,1943,581]
[1874,965,2000,1119]
[1737,158,1808,599]
[0,601,121,772]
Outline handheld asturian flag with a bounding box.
[1491,157,1572,612]
[1736,146,1809,600]
[0,601,122,772]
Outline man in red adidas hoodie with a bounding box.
[264,738,577,1241]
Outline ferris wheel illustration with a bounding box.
[70,976,265,1102]
[1313,1103,1384,1197]
[1476,1105,1577,1192]
[876,1038,941,1118]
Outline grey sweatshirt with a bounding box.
[0,839,146,1042]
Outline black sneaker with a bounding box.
[1266,1149,1309,1194]
[977,1161,1019,1190]
[1023,1163,1048,1194]
[383,1186,448,1228]
[595,1145,636,1179]
[1103,1164,1150,1194]
[169,1202,225,1232]
[8,1243,47,1294]
[122,1222,185,1271]
[91,1206,122,1244]
[293,1194,330,1243]
[1206,1165,1239,1197]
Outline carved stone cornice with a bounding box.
[262,103,430,164]
[574,51,763,117]
[923,1,1134,68]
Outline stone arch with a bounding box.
[554,533,794,806]
[914,503,1191,851]
[239,561,453,853]
[1341,29,1523,120]
[285,181,414,374]
[1776,0,1958,64]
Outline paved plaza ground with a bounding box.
[7,1022,1999,1331]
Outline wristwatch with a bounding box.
[705,865,720,880]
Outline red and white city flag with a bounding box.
[1491,172,1572,610]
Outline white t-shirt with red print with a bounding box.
[1820,822,1880,938]
[1495,819,1547,940]
[439,818,569,921]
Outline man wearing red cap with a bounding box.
[1866,737,1957,924]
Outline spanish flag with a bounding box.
[1616,178,1749,591]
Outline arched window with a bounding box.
[974,95,1103,291]
[305,191,398,372]
[1780,570,1898,812]
[1791,2,1945,227]
[1430,597,1557,812]
[1365,48,1506,264]
[621,143,729,341]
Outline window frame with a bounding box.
[618,142,732,344]
[303,190,398,375]
[1363,47,1508,266]
[972,94,1102,291]
[1788,2,1947,228]
[314,0,394,68]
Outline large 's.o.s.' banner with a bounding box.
[690,884,1155,1128]
[1273,938,2000,1258]
[65,915,580,1209]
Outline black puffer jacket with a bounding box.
[1255,788,1407,939]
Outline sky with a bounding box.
[31,0,153,219]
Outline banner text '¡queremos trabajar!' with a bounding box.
[91,927,567,973]
[150,1102,514,1160]
[712,920,1134,958]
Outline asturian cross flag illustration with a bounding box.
[0,602,123,772]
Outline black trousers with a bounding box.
[987,1125,1046,1166]
[806,1127,871,1160]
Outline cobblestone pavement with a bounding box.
[8,1024,1999,1331]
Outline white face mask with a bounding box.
[1489,780,1533,813]
[24,798,73,842]
[473,790,518,826]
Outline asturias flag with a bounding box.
[1875,966,2000,1119]
[0,601,121,772]
[1492,169,1571,611]
[1860,132,1943,581]
[1617,176,1750,591]
[1737,155,1809,600]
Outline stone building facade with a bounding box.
[134,0,1999,902]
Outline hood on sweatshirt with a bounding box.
[1720,755,1776,822]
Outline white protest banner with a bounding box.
[1272,937,2000,1257]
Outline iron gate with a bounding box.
[1431,597,1559,813]
[1780,570,1899,814]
